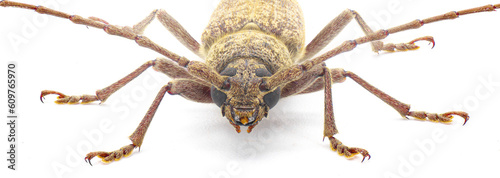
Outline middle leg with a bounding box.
[312,67,469,125]
[40,57,203,104]
[320,67,469,162]
[328,68,469,125]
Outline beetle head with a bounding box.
[210,59,280,133]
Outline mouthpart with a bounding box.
[232,107,259,126]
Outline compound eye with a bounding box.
[255,68,272,77]
[211,86,227,107]
[220,67,237,76]
[263,87,281,109]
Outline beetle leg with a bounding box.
[300,9,353,61]
[40,90,98,104]
[299,4,498,62]
[0,1,192,67]
[280,63,325,98]
[0,1,253,90]
[328,68,470,125]
[40,60,156,104]
[85,84,171,165]
[322,67,371,162]
[121,8,203,58]
[40,57,203,105]
[167,79,212,103]
[85,144,135,166]
[129,10,156,35]
[347,9,434,53]
[328,137,371,162]
[155,9,202,58]
[302,9,431,61]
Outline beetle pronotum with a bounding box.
[1,0,499,176]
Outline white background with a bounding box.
[1,0,499,177]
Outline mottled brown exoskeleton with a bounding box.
[2,0,498,165]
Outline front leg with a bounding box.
[322,67,371,162]
[85,84,170,165]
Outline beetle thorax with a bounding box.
[204,26,293,75]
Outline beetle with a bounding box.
[1,0,498,166]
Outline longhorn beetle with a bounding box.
[1,0,498,165]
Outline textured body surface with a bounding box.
[202,0,305,73]
[1,0,498,172]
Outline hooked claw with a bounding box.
[377,36,435,52]
[408,111,469,125]
[84,144,136,166]
[39,90,98,104]
[409,36,435,49]
[84,155,95,166]
[359,150,371,163]
[329,137,371,163]
[40,90,67,103]
[441,111,470,126]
